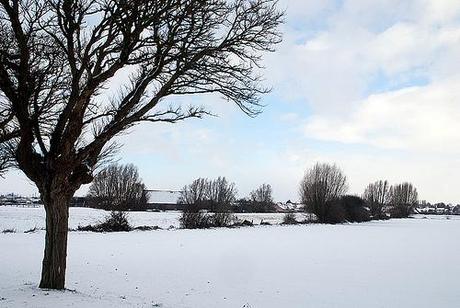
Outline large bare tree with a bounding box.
[299,162,348,223]
[0,0,282,289]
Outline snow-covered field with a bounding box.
[0,206,296,232]
[1,207,459,308]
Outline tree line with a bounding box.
[88,162,420,227]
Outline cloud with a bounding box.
[304,77,460,153]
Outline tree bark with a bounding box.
[39,190,72,290]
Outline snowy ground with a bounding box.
[1,207,459,307]
[0,206,296,232]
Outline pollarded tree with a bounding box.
[299,162,348,223]
[88,163,148,211]
[363,180,390,219]
[0,0,283,289]
[388,182,418,218]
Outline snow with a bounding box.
[0,206,295,232]
[1,207,459,307]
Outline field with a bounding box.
[1,206,459,307]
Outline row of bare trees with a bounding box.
[299,163,419,223]
[179,177,237,212]
[363,181,418,218]
[179,177,276,210]
[178,177,276,228]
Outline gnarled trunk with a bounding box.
[39,190,72,290]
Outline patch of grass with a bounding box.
[24,226,40,233]
[133,225,161,231]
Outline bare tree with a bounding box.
[178,177,209,207]
[88,163,148,210]
[299,163,348,223]
[249,183,275,212]
[388,182,418,218]
[0,0,282,289]
[363,180,390,219]
[250,183,273,204]
[207,176,237,211]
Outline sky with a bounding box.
[2,0,460,203]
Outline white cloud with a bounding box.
[304,77,460,153]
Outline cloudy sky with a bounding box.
[2,0,460,203]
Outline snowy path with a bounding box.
[1,216,459,307]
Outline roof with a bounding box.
[146,190,181,204]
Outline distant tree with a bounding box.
[250,183,273,203]
[249,183,276,212]
[299,163,348,223]
[388,182,418,218]
[178,178,209,207]
[207,176,237,211]
[0,0,282,289]
[88,164,149,211]
[178,176,237,211]
[363,180,390,219]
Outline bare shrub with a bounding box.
[299,163,348,223]
[78,211,132,232]
[179,204,211,229]
[282,212,298,225]
[211,212,235,227]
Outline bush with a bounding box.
[78,211,132,232]
[282,212,298,225]
[2,228,16,233]
[211,212,235,227]
[341,195,371,223]
[389,205,413,218]
[179,206,212,229]
[324,196,371,224]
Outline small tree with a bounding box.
[389,182,418,218]
[299,163,348,223]
[363,180,390,219]
[88,163,148,211]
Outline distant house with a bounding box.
[146,189,183,211]
[275,200,304,212]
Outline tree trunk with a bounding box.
[39,191,72,290]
